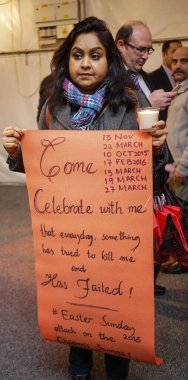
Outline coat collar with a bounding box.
[54,101,131,131]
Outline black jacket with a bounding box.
[127,68,168,121]
[149,65,173,92]
[149,66,173,121]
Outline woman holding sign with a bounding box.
[2,17,167,380]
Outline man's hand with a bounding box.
[148,89,176,110]
[172,169,186,184]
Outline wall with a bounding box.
[0,0,188,184]
[0,0,53,184]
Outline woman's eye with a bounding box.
[92,53,100,60]
[73,53,82,59]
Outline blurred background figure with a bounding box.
[115,21,176,116]
[150,40,182,91]
[115,20,174,295]
[149,39,182,120]
[164,46,188,274]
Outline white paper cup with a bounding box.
[137,107,159,131]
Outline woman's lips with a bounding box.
[79,73,93,77]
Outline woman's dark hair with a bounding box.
[48,17,136,116]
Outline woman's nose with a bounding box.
[81,56,91,67]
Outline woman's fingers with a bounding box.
[2,126,24,138]
[2,126,25,157]
[152,120,166,129]
[150,125,167,152]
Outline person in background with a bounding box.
[115,21,176,114]
[115,20,173,295]
[2,17,167,380]
[164,46,188,275]
[150,39,182,91]
[149,39,182,120]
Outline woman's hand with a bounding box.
[148,121,167,154]
[2,126,25,158]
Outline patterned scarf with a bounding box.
[63,78,107,130]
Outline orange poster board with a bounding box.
[21,130,162,365]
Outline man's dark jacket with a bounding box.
[149,65,173,92]
[149,66,174,121]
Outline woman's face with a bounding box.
[69,32,108,92]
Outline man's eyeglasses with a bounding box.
[125,41,155,55]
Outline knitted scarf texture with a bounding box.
[63,78,106,130]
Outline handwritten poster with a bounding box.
[21,130,162,365]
